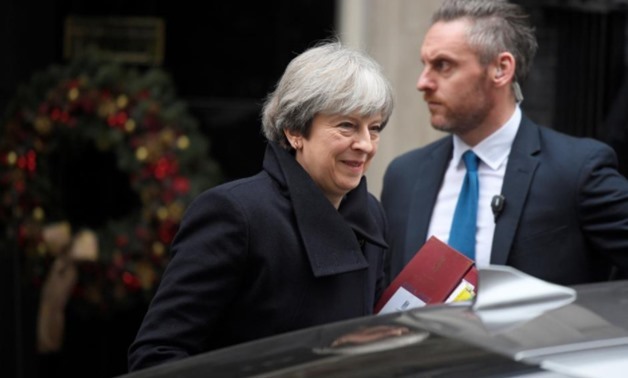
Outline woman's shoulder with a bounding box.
[208,171,271,193]
[191,171,276,208]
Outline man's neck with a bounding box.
[457,100,517,147]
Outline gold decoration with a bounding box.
[6,151,17,166]
[42,222,72,256]
[168,201,185,222]
[160,129,175,145]
[124,119,136,133]
[156,206,169,221]
[68,87,80,101]
[116,94,129,109]
[69,229,99,261]
[37,255,77,353]
[135,146,148,161]
[136,261,156,290]
[176,135,190,150]
[152,241,165,257]
[34,116,53,135]
[33,207,45,222]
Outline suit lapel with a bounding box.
[404,138,452,265]
[491,116,541,265]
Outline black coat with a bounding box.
[128,142,388,371]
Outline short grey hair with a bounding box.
[432,0,538,84]
[262,40,394,149]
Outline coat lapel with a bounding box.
[404,138,452,265]
[491,116,541,265]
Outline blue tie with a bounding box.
[448,150,479,260]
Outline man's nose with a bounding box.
[417,68,433,92]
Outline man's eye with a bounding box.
[435,60,451,71]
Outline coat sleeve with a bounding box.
[128,188,248,371]
[577,140,628,274]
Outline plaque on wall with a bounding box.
[64,16,165,65]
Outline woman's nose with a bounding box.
[353,127,375,152]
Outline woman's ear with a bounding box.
[283,129,303,150]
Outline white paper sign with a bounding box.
[378,286,426,315]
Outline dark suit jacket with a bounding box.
[382,115,628,285]
[128,142,388,371]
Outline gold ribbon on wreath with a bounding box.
[37,222,98,353]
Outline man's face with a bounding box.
[417,19,495,137]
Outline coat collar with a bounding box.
[263,142,387,277]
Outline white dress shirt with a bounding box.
[427,106,521,267]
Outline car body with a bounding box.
[118,266,628,378]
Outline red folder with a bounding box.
[375,236,477,313]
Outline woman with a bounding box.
[128,40,394,371]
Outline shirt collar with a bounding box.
[452,106,521,170]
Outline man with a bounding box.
[381,0,628,286]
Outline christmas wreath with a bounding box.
[0,53,221,323]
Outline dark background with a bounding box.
[517,0,628,177]
[1,1,628,377]
[0,1,336,377]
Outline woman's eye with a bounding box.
[339,122,354,129]
[370,125,382,133]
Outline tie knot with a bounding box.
[462,150,479,172]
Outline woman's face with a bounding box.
[290,111,384,208]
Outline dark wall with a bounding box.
[0,1,61,116]
[523,5,626,138]
[516,1,628,177]
[1,0,337,180]
[0,1,335,378]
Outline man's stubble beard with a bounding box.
[428,77,493,136]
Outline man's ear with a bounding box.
[492,52,516,86]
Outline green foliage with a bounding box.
[0,51,222,309]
